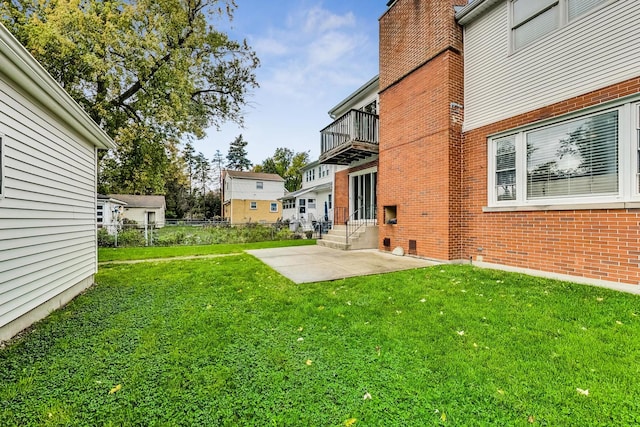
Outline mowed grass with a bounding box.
[1,254,640,425]
[98,239,316,262]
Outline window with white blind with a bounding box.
[511,0,610,51]
[488,103,640,208]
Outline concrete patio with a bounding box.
[246,244,437,283]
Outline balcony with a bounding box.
[319,109,379,165]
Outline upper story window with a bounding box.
[362,100,377,115]
[511,0,609,51]
[256,181,263,189]
[488,102,640,208]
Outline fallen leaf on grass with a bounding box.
[420,298,426,303]
[109,384,122,394]
[616,320,623,325]
[497,389,504,395]
[440,412,447,421]
[344,418,357,426]
[297,337,304,342]
[363,392,372,400]
[576,388,589,396]
[528,415,535,423]
[306,359,313,366]
[457,330,465,336]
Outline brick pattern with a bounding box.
[379,0,465,91]
[378,0,464,260]
[462,77,640,284]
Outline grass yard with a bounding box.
[1,252,640,425]
[98,239,316,262]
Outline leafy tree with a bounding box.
[1,0,259,193]
[226,134,252,171]
[254,147,309,192]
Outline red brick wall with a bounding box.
[380,0,465,91]
[378,0,464,260]
[462,77,640,284]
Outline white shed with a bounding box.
[0,24,116,342]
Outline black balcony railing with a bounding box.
[319,109,379,164]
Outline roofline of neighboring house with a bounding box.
[98,195,128,205]
[0,24,115,150]
[224,170,285,182]
[455,0,502,25]
[328,75,380,119]
[302,160,320,171]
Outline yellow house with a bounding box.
[222,170,285,224]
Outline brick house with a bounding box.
[323,0,640,288]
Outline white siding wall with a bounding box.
[229,178,284,201]
[0,79,97,330]
[463,0,640,131]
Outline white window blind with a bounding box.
[495,136,517,201]
[568,0,606,21]
[526,110,618,199]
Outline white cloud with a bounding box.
[253,37,289,56]
[197,2,379,165]
[302,6,356,34]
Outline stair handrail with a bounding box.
[345,204,377,245]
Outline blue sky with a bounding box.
[194,1,387,165]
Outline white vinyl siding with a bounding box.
[463,0,633,132]
[0,79,97,329]
[488,102,640,207]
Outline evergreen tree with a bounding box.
[226,135,252,171]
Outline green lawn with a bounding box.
[2,252,640,425]
[98,239,315,262]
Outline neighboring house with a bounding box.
[319,76,379,223]
[0,24,116,342]
[281,160,345,226]
[97,194,126,234]
[222,170,285,224]
[108,194,166,227]
[324,0,639,288]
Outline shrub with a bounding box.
[97,228,115,247]
[117,229,146,247]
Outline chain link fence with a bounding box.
[97,219,330,248]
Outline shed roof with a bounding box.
[225,170,285,182]
[108,194,166,208]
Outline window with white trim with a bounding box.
[256,181,263,189]
[283,198,295,209]
[308,198,316,209]
[250,201,257,209]
[511,0,609,51]
[270,202,278,212]
[488,103,640,207]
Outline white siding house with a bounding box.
[222,170,285,224]
[281,161,345,227]
[460,0,638,132]
[109,194,166,227]
[0,24,115,342]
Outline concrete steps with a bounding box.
[317,224,378,250]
